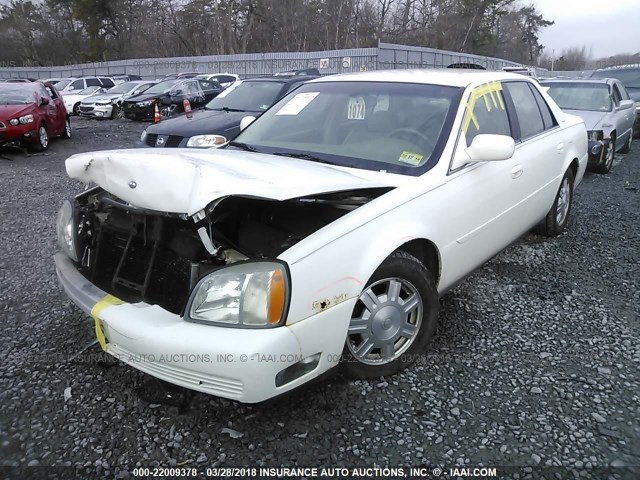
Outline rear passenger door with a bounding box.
[502,81,562,220]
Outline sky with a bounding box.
[532,0,640,59]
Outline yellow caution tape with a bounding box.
[90,294,124,352]
[462,81,505,134]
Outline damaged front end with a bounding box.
[57,186,391,317]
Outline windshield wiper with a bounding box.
[209,106,246,112]
[271,152,335,165]
[228,141,258,152]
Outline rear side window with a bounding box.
[85,78,101,87]
[504,82,545,139]
[618,83,630,100]
[100,78,115,88]
[464,87,511,146]
[530,86,557,130]
[217,75,236,84]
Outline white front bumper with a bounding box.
[54,253,352,403]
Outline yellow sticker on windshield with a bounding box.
[398,151,423,165]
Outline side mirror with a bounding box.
[618,99,634,110]
[240,116,256,131]
[452,134,515,169]
[40,97,49,106]
[467,134,515,162]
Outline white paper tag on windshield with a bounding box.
[275,92,319,116]
[348,96,366,120]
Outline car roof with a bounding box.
[310,69,533,87]
[541,78,614,85]
[244,75,319,84]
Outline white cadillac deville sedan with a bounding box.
[55,70,588,403]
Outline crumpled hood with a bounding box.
[564,109,609,131]
[65,148,406,216]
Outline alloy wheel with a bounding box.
[555,177,570,225]
[347,277,423,365]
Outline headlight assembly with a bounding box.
[186,134,227,148]
[19,114,34,124]
[56,200,79,262]
[187,262,289,328]
[9,119,19,126]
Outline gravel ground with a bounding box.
[0,117,638,479]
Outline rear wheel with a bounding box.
[61,117,71,139]
[341,251,439,379]
[533,168,574,237]
[31,123,49,152]
[72,103,80,115]
[594,136,615,174]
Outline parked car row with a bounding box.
[55,68,608,403]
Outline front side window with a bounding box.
[504,82,545,139]
[612,85,622,106]
[69,79,85,90]
[229,81,462,176]
[463,84,511,146]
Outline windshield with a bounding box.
[106,82,137,94]
[54,79,72,90]
[544,83,612,111]
[591,69,640,89]
[144,81,177,95]
[0,87,35,105]
[229,81,462,176]
[205,81,283,112]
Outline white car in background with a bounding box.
[55,70,587,403]
[62,86,109,115]
[78,80,157,119]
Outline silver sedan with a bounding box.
[542,78,635,173]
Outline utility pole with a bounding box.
[551,49,555,71]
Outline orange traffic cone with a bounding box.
[154,101,160,123]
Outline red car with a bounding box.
[0,82,71,151]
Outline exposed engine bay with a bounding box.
[71,187,391,314]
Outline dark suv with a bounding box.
[591,65,640,138]
[139,75,319,148]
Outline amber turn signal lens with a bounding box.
[268,269,286,324]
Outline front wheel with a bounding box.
[593,137,615,174]
[533,168,574,237]
[619,134,632,154]
[31,123,49,152]
[341,250,439,379]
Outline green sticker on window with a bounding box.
[398,151,423,165]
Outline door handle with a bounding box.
[556,143,565,152]
[511,165,523,179]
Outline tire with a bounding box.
[60,117,71,139]
[72,103,80,115]
[619,134,632,154]
[340,250,439,379]
[533,168,574,237]
[593,136,615,174]
[31,123,49,152]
